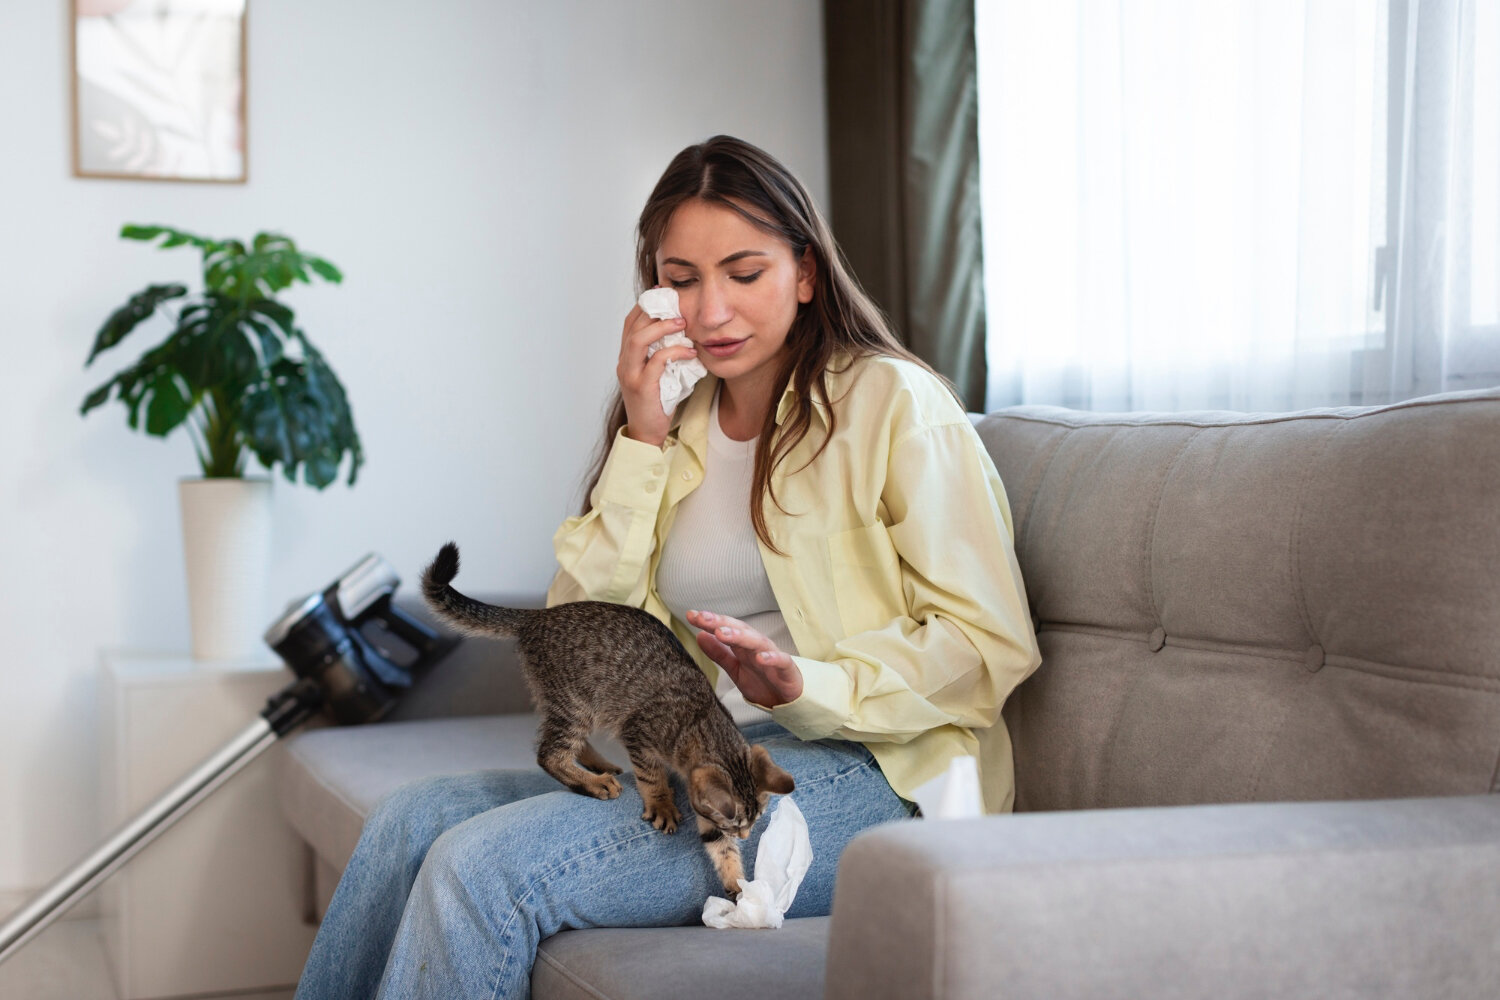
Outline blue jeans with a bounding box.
[294,722,915,1000]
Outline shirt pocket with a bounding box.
[827,521,906,637]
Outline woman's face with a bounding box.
[654,198,815,398]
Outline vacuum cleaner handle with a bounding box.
[376,596,452,660]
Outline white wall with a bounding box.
[0,0,826,893]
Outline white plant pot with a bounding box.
[179,477,273,661]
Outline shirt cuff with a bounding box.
[594,428,672,510]
[769,656,852,740]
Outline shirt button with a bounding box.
[682,470,693,480]
[796,608,806,622]
[650,466,663,476]
[644,482,658,494]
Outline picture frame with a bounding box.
[71,0,248,183]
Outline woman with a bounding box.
[295,135,1039,999]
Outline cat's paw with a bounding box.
[576,744,623,775]
[715,861,746,898]
[642,799,680,833]
[582,774,622,800]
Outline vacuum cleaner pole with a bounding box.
[0,679,322,966]
[0,553,454,970]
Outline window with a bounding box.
[976,0,1500,411]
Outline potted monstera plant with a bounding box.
[82,225,363,659]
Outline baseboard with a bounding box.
[0,888,101,923]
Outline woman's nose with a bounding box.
[693,279,733,330]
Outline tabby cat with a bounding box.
[420,542,795,896]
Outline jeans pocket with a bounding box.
[808,736,877,772]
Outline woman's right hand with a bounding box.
[617,297,698,447]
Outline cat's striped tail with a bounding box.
[420,542,534,639]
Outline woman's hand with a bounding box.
[686,609,804,708]
[617,295,699,447]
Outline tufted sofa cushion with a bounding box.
[977,387,1500,812]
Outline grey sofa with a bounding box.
[278,387,1500,999]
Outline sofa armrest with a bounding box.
[825,795,1500,1000]
[381,591,543,721]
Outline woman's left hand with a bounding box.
[686,609,804,708]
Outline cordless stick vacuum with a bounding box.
[0,554,458,966]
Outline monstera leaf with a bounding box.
[238,344,363,489]
[84,283,187,366]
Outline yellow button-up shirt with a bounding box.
[548,354,1041,812]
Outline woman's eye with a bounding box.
[666,272,759,288]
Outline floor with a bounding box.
[0,917,293,1000]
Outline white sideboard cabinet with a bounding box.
[100,651,316,999]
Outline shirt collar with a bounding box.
[775,360,842,429]
[668,376,715,466]
[774,380,799,426]
[670,360,840,452]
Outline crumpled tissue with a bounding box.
[909,755,984,819]
[702,796,811,930]
[638,287,707,415]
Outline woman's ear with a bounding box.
[796,248,816,304]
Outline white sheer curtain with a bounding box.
[976,0,1500,412]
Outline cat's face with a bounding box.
[690,744,796,838]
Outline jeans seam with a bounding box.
[803,754,880,787]
[487,823,665,1000]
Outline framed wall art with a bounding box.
[72,0,248,183]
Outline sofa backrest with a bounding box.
[975,388,1500,812]
[383,591,541,722]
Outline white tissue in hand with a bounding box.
[702,797,811,930]
[638,286,681,320]
[638,287,707,415]
[910,755,984,819]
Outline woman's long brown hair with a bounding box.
[580,135,948,553]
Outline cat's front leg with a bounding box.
[630,757,680,833]
[537,715,621,800]
[577,740,623,776]
[696,814,745,898]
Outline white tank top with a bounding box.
[655,390,796,725]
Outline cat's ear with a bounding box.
[749,744,795,795]
[690,766,738,823]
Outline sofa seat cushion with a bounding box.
[533,921,829,1000]
[281,717,829,1000]
[279,714,564,871]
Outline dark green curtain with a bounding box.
[824,0,987,410]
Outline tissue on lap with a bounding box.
[701,796,812,930]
